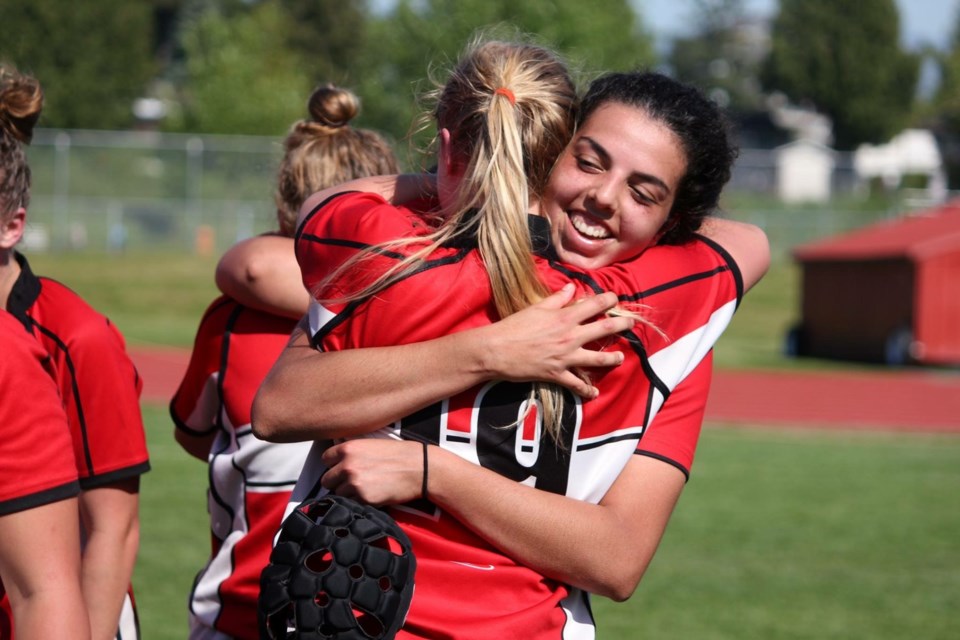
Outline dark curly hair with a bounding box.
[579,71,738,245]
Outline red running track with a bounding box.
[132,347,960,434]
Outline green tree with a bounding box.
[169,1,311,135]
[353,0,656,166]
[278,0,371,86]
[762,0,920,150]
[668,0,768,114]
[927,10,960,187]
[0,0,155,129]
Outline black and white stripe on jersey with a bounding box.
[539,239,737,421]
[306,247,475,348]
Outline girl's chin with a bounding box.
[557,245,606,270]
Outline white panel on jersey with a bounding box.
[648,299,737,389]
[307,299,337,336]
[559,588,597,639]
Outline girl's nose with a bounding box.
[587,178,616,216]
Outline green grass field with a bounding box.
[24,249,845,371]
[134,405,960,639]
[22,250,960,638]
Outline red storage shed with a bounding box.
[789,200,960,365]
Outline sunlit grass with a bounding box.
[24,250,219,348]
[133,405,960,640]
[23,249,821,372]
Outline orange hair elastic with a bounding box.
[494,87,516,105]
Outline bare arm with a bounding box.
[0,498,91,640]
[322,440,682,601]
[252,285,632,442]
[698,217,770,292]
[216,175,434,319]
[215,234,307,320]
[78,479,140,640]
[317,351,712,600]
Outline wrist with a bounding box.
[450,327,500,381]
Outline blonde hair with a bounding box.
[275,84,398,237]
[0,66,43,222]
[318,37,580,442]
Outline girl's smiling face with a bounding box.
[541,102,687,270]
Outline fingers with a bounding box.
[537,283,577,309]
[577,314,636,344]
[566,290,620,320]
[553,369,601,399]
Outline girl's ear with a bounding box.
[439,128,454,174]
[0,208,26,250]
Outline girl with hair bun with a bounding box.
[170,83,398,640]
[1,65,146,640]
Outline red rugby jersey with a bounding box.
[0,310,80,639]
[7,253,150,486]
[289,192,740,639]
[170,297,312,640]
[6,253,148,639]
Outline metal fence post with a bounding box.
[186,136,204,250]
[54,131,71,248]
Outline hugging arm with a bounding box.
[251,285,633,442]
[215,174,434,319]
[698,216,770,292]
[319,352,712,600]
[215,234,307,320]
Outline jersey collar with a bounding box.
[440,210,558,261]
[6,251,41,332]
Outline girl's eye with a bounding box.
[576,156,601,172]
[632,188,655,205]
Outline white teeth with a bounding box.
[570,213,610,239]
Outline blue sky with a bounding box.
[633,0,958,50]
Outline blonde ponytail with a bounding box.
[317,37,578,442]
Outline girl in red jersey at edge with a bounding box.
[0,66,149,640]
[170,83,398,640]
[0,312,90,640]
[232,34,768,639]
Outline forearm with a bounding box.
[426,448,680,600]
[697,216,770,291]
[253,327,495,442]
[79,483,140,640]
[323,439,684,600]
[252,288,629,442]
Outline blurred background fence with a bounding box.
[22,128,953,260]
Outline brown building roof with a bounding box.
[793,199,960,262]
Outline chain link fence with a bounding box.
[20,128,953,260]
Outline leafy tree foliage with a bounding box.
[0,0,155,129]
[169,1,311,135]
[761,0,920,150]
[668,0,768,114]
[927,11,960,187]
[353,0,656,167]
[0,0,656,146]
[277,0,371,86]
